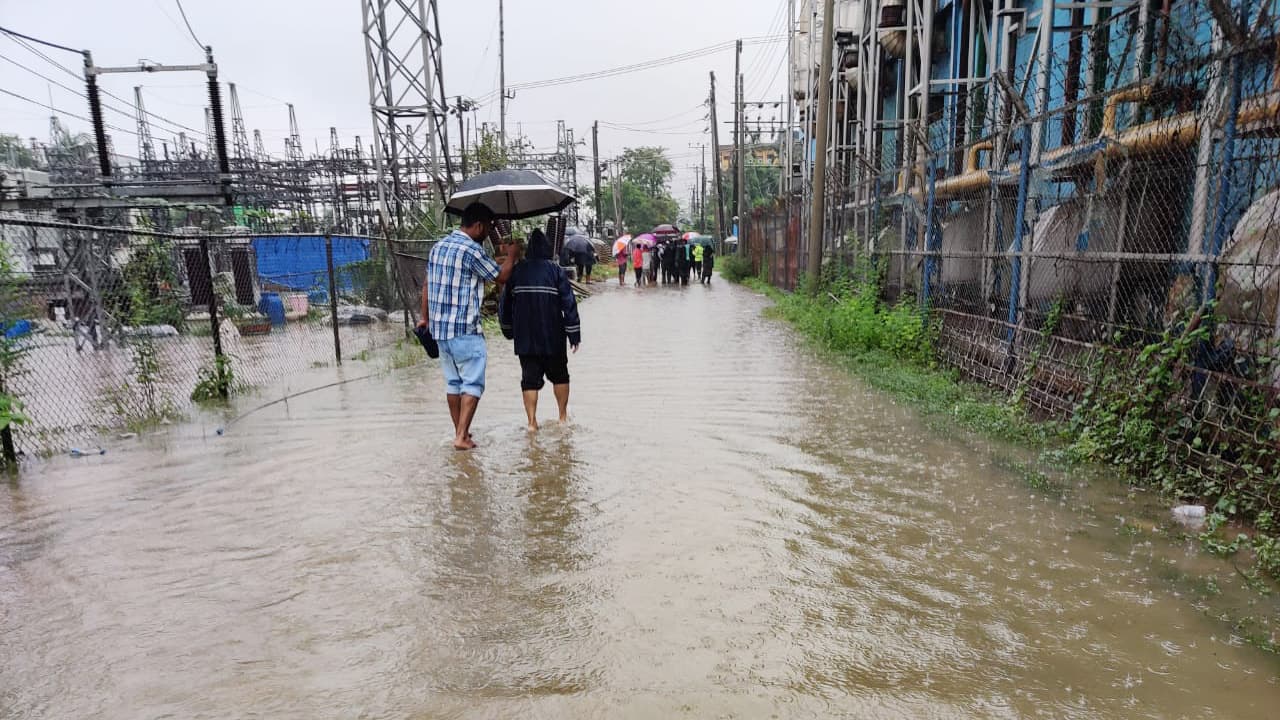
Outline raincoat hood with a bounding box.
[526,229,553,260]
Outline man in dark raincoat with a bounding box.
[499,229,582,432]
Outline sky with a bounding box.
[0,0,793,213]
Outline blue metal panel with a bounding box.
[252,236,371,292]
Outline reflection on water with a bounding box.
[1,279,1277,718]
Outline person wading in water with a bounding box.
[418,202,519,450]
[499,229,582,432]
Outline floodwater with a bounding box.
[2,276,1278,719]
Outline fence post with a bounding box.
[1,423,14,464]
[325,232,342,365]
[922,151,939,313]
[1007,121,1034,343]
[198,235,227,398]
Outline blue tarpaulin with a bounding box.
[252,236,371,292]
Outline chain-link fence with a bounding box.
[748,0,1280,497]
[0,214,434,458]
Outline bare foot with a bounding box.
[558,416,569,425]
[453,437,477,451]
[527,423,539,433]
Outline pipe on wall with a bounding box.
[911,90,1280,202]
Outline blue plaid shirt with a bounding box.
[427,230,502,340]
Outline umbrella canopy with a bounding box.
[613,235,632,255]
[564,234,593,255]
[633,233,658,247]
[446,169,576,220]
[681,231,698,241]
[652,223,680,236]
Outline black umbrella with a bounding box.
[446,169,576,220]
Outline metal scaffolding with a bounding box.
[360,0,453,234]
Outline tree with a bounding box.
[472,127,508,174]
[0,134,36,169]
[615,146,680,233]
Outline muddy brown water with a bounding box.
[2,278,1278,718]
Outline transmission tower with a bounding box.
[285,103,304,163]
[361,0,454,233]
[134,87,156,164]
[253,129,266,161]
[228,83,251,160]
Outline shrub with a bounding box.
[719,253,754,283]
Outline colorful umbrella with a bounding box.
[633,233,658,247]
[652,223,680,236]
[681,231,698,241]
[613,235,632,255]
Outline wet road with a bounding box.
[2,277,1278,718]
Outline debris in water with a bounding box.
[216,427,225,436]
[69,448,106,458]
[1172,505,1207,529]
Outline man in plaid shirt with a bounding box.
[417,202,518,450]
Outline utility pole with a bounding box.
[708,72,727,244]
[499,0,507,150]
[736,69,747,253]
[592,121,602,236]
[732,39,742,230]
[456,96,469,179]
[785,0,795,197]
[699,144,707,233]
[806,0,836,290]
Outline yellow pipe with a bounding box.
[966,140,993,174]
[917,90,1280,201]
[1101,85,1153,137]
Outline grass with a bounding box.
[743,277,1059,449]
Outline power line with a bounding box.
[744,0,790,86]
[0,52,175,134]
[0,86,139,137]
[174,0,205,50]
[4,34,207,138]
[0,25,81,55]
[477,35,785,100]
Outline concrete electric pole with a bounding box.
[806,0,836,291]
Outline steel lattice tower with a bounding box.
[361,0,453,233]
[134,87,156,164]
[228,83,252,160]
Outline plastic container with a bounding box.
[286,293,309,315]
[258,292,287,326]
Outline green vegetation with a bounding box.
[718,253,755,283]
[1066,313,1280,581]
[0,244,30,457]
[110,236,186,330]
[191,355,235,403]
[587,147,681,234]
[342,257,399,310]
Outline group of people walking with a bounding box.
[619,240,715,287]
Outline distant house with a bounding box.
[717,143,782,173]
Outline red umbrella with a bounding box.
[651,223,680,236]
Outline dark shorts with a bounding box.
[519,354,570,391]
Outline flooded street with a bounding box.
[2,278,1278,719]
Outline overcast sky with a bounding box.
[1,0,792,209]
